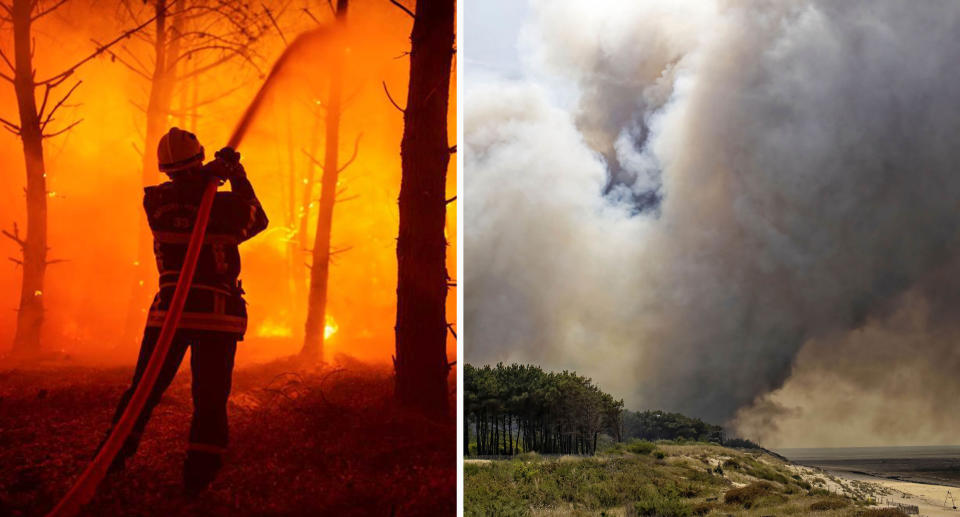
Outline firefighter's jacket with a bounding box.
[143,175,268,338]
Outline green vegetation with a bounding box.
[464,363,623,455]
[623,410,724,443]
[464,443,876,516]
[466,363,766,459]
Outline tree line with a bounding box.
[464,363,624,456]
[622,410,725,443]
[466,363,764,456]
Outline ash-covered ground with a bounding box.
[0,358,455,516]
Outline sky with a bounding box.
[463,0,528,85]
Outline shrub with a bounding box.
[809,499,849,511]
[862,509,909,517]
[723,481,776,508]
[654,451,666,460]
[627,440,657,455]
[630,495,692,517]
[724,437,762,449]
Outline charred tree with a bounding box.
[295,109,322,301]
[5,0,48,357]
[1,0,153,356]
[301,0,349,363]
[393,0,455,417]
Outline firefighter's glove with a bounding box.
[206,147,246,180]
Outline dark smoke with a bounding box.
[465,0,960,437]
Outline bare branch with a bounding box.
[388,0,414,19]
[261,2,286,45]
[41,80,81,130]
[97,43,152,81]
[0,70,12,83]
[43,118,83,138]
[37,85,51,119]
[37,12,158,86]
[2,222,24,247]
[329,246,353,256]
[302,7,321,25]
[446,322,457,339]
[300,148,323,171]
[0,47,13,72]
[382,81,405,113]
[337,133,362,173]
[8,257,22,266]
[170,82,247,112]
[120,45,153,76]
[336,194,359,203]
[45,258,67,265]
[449,144,456,154]
[176,52,242,81]
[0,116,21,134]
[32,0,69,21]
[445,196,456,204]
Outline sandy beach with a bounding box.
[774,447,960,517]
[827,469,960,517]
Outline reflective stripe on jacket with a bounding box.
[143,176,268,338]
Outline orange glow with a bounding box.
[324,315,339,340]
[0,1,457,367]
[256,318,293,339]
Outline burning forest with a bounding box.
[0,0,456,515]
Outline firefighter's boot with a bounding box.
[183,450,222,495]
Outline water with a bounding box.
[777,446,960,462]
[776,446,960,486]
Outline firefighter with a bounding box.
[102,127,268,493]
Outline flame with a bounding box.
[256,318,293,338]
[255,314,335,340]
[324,314,338,340]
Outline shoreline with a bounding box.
[821,468,960,516]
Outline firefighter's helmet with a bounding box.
[157,127,205,174]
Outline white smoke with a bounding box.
[465,0,960,439]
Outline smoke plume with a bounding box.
[465,0,960,442]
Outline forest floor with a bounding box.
[464,442,914,517]
[0,355,455,516]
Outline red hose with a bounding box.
[46,179,219,517]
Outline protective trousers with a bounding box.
[109,326,237,461]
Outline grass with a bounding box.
[464,442,885,516]
[0,358,455,516]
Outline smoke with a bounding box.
[465,0,960,440]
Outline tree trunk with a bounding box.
[301,0,349,362]
[10,0,48,357]
[124,0,183,346]
[393,0,455,417]
[296,115,321,301]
